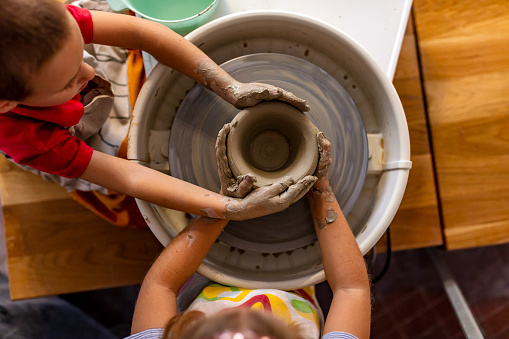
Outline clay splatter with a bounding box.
[195,60,219,88]
[187,233,195,247]
[314,217,327,229]
[199,207,222,219]
[325,207,337,224]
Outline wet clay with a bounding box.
[325,186,334,203]
[197,59,279,108]
[315,132,333,180]
[196,59,237,105]
[215,123,257,198]
[225,102,319,188]
[196,59,310,111]
[325,207,338,224]
[222,176,316,221]
[249,129,290,171]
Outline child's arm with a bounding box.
[130,216,228,334]
[89,10,309,111]
[307,133,371,339]
[80,150,316,220]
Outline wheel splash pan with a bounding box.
[128,10,411,290]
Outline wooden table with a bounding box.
[1,8,449,300]
[0,156,163,299]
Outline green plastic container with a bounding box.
[106,0,219,36]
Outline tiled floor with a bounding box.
[368,243,509,339]
[369,248,465,339]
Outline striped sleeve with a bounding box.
[322,332,360,339]
[123,328,165,339]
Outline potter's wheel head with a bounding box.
[168,53,368,253]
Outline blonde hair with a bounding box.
[164,308,305,339]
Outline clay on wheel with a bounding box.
[168,53,368,252]
[226,102,319,188]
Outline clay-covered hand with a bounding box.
[308,132,334,211]
[228,82,310,112]
[215,123,256,198]
[224,175,318,220]
[196,59,309,112]
[315,131,332,181]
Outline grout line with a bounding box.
[410,8,447,248]
[427,248,485,338]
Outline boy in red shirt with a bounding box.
[0,0,316,221]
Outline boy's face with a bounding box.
[20,11,95,108]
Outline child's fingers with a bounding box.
[233,83,309,112]
[315,131,332,179]
[279,175,317,204]
[216,124,256,198]
[277,89,310,112]
[317,131,332,157]
[233,83,277,108]
[215,124,235,193]
[234,173,256,198]
[215,123,231,160]
[256,176,294,198]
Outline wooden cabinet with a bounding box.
[413,0,509,249]
[387,14,443,251]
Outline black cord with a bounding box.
[372,227,392,283]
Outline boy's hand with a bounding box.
[215,123,257,198]
[229,82,310,112]
[196,59,309,112]
[224,175,317,220]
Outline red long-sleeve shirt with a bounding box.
[0,5,94,178]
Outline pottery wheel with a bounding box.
[168,53,368,253]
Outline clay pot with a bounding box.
[227,102,319,187]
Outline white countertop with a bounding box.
[143,0,413,80]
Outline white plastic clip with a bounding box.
[382,160,412,171]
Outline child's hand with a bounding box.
[307,132,335,225]
[196,59,309,112]
[315,131,332,182]
[215,123,256,198]
[228,82,310,112]
[224,175,317,220]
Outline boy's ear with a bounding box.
[0,100,18,113]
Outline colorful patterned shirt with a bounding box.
[125,284,360,339]
[187,284,323,338]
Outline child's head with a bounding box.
[164,308,305,339]
[0,0,95,112]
